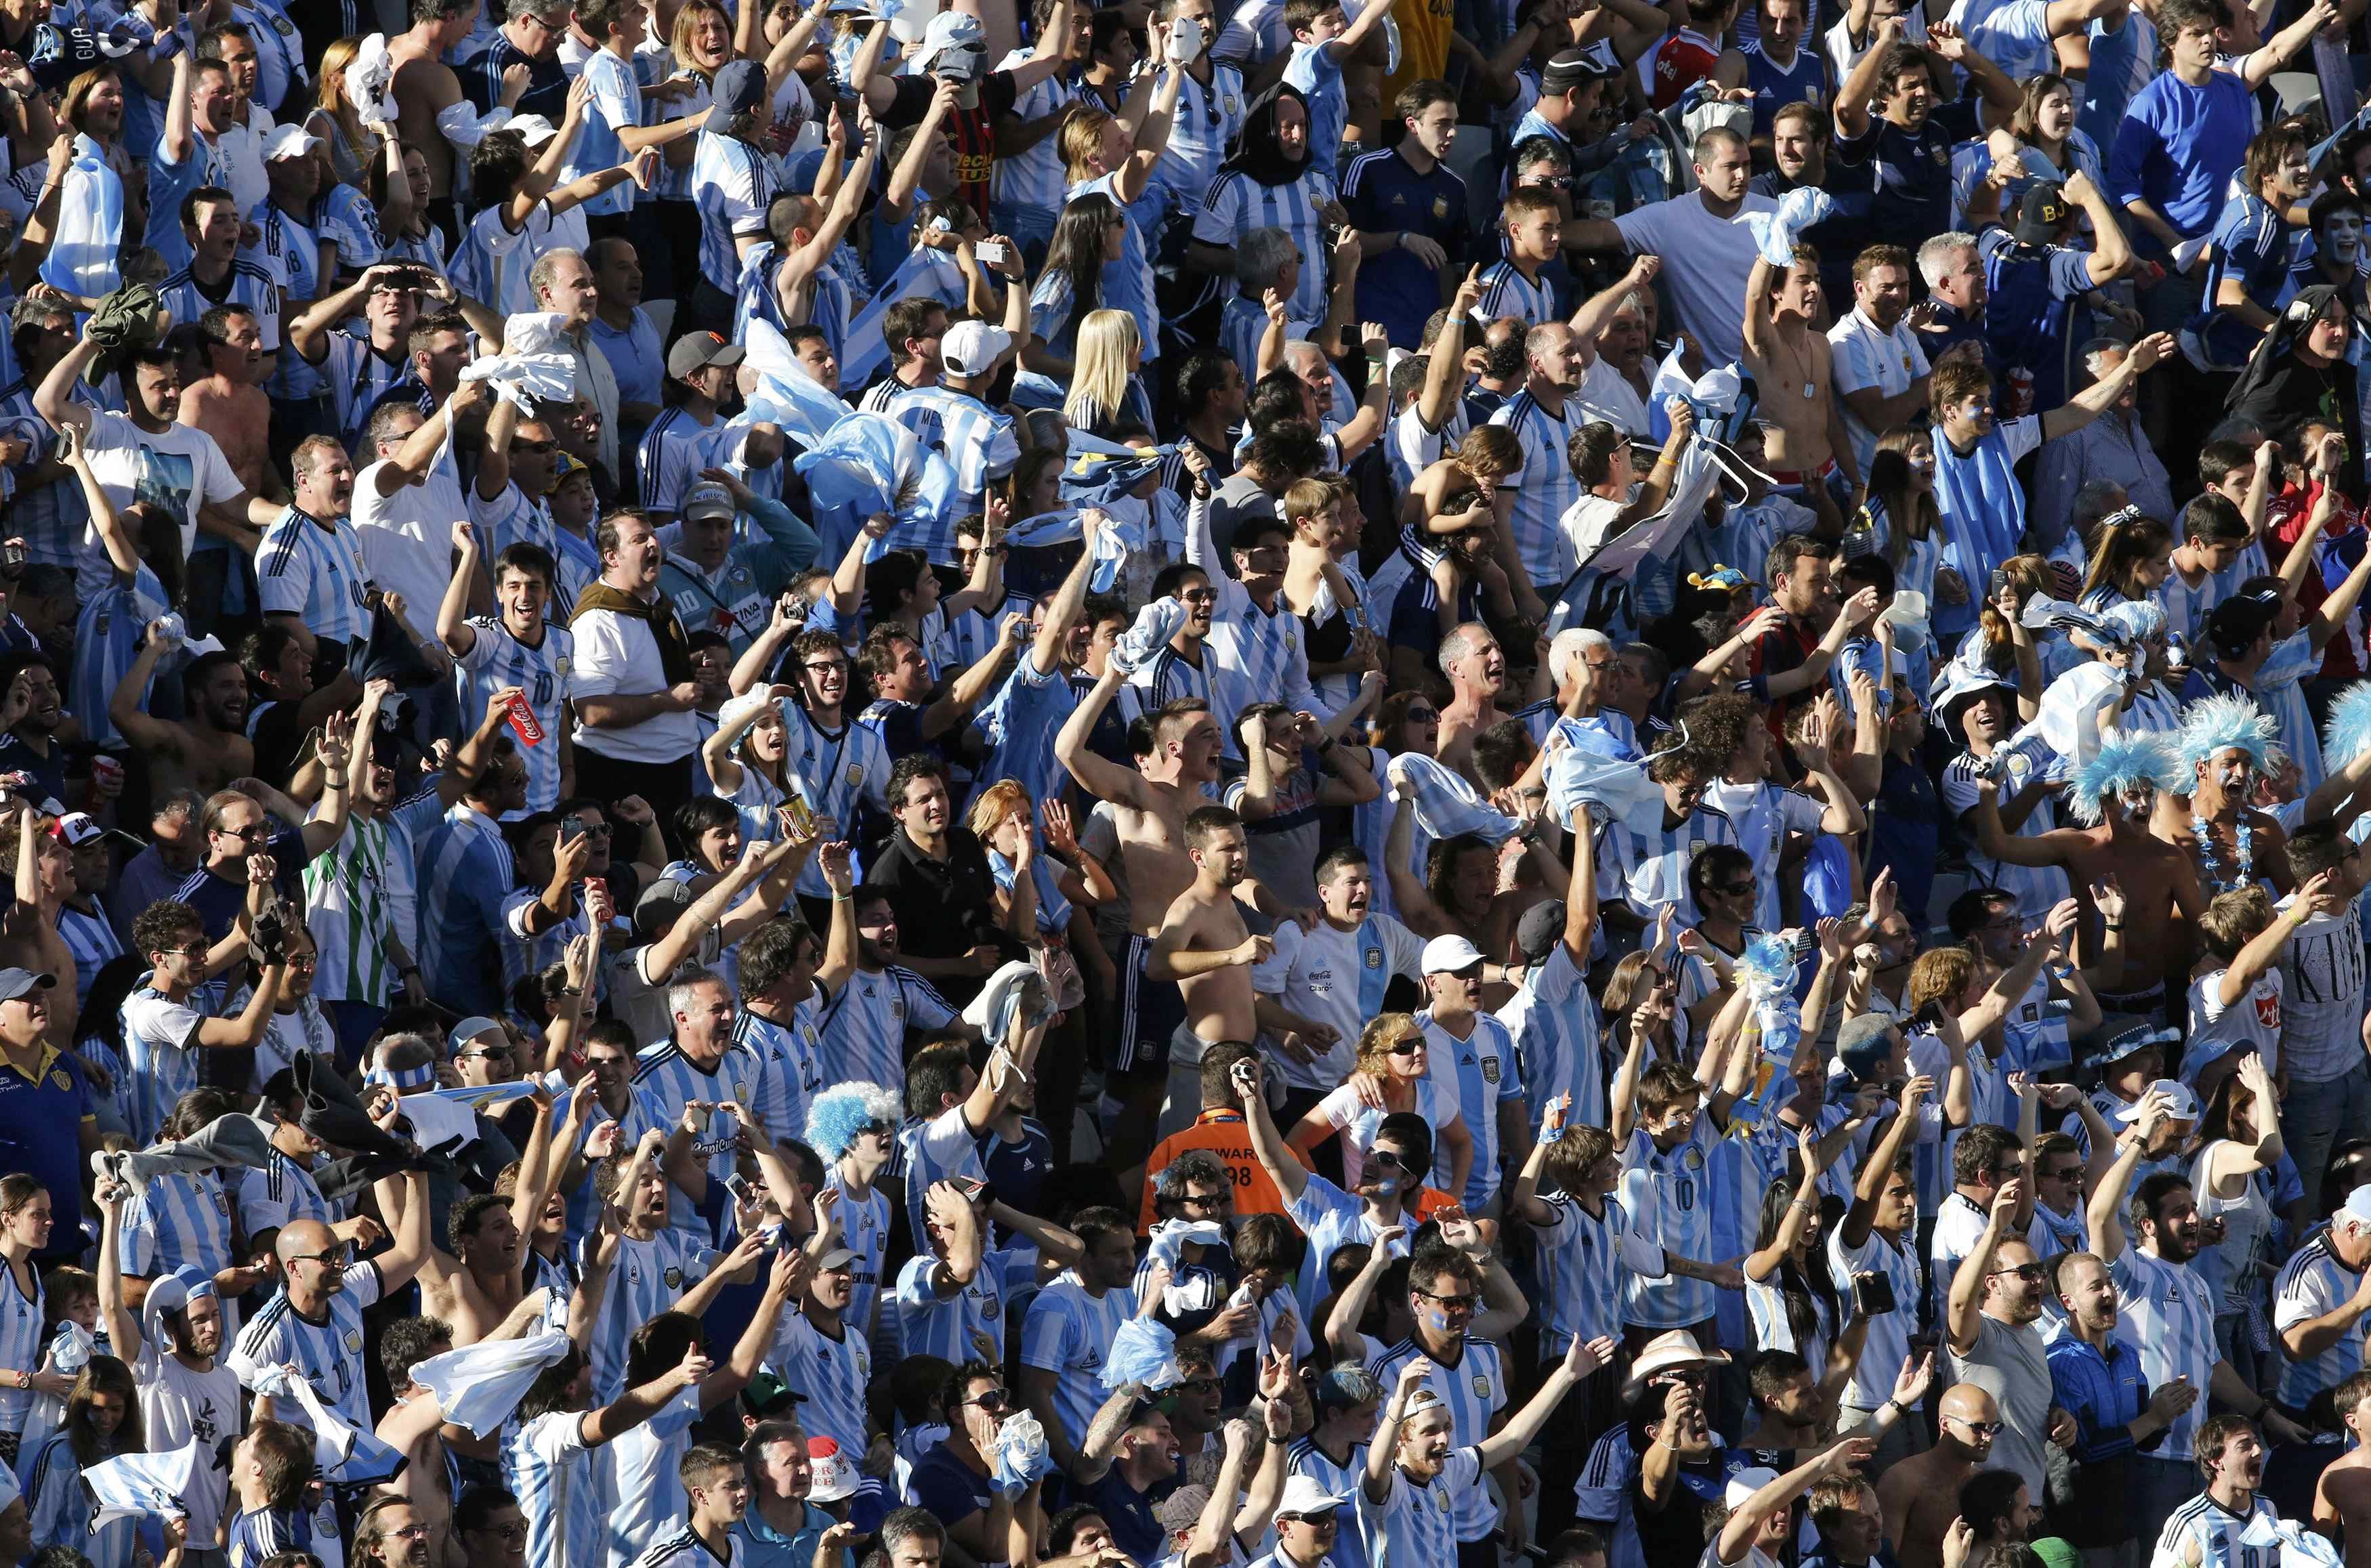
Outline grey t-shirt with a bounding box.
[1946,1313,2054,1500]
[1207,473,1281,555]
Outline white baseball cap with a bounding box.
[261,123,324,161]
[941,320,1013,378]
[2114,1078,2200,1124]
[1276,1474,1347,1520]
[1421,933,1485,974]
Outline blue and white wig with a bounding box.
[805,1082,900,1162]
[2324,681,2371,772]
[2177,692,2282,776]
[2063,730,2185,825]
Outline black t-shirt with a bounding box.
[860,826,1019,1005]
[1632,1459,1724,1568]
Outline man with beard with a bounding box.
[858,618,1023,771]
[1070,1382,1191,1565]
[232,1174,434,1431]
[0,655,66,808]
[1944,1174,2074,1507]
[96,1188,242,1561]
[2095,1091,2308,1546]
[1146,806,1267,1138]
[2049,1249,2198,1566]
[1364,1334,1614,1568]
[177,305,281,512]
[2156,1418,2285,1568]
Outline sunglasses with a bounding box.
[291,1244,351,1267]
[1713,879,1756,897]
[1387,1042,1423,1057]
[1946,1416,2005,1437]
[965,1389,1011,1412]
[1417,1288,1480,1311]
[1368,1149,1412,1172]
[1986,1263,2044,1283]
[1406,708,1440,723]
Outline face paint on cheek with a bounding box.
[1424,1307,1454,1332]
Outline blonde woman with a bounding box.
[307,38,393,190]
[1062,309,1152,437]
[1286,1013,1473,1199]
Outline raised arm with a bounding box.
[1233,1055,1309,1203]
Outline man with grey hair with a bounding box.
[1221,227,1304,381]
[524,249,623,478]
[1485,320,1593,617]
[632,967,754,1239]
[1437,622,1509,785]
[2033,336,2173,545]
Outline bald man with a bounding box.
[1436,622,1510,785]
[230,1172,434,1431]
[1876,1384,1998,1568]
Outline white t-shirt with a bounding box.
[1575,356,1652,436]
[75,411,244,586]
[1828,307,1932,480]
[570,603,701,764]
[353,438,471,641]
[1608,190,1779,366]
[1559,493,1629,585]
[2183,968,2282,1082]
[1251,914,1427,1091]
[2278,895,2368,1084]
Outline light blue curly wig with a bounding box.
[2178,692,2280,774]
[2326,681,2371,772]
[805,1082,900,1161]
[2063,731,2185,826]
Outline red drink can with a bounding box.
[2005,367,2035,418]
[92,755,123,791]
[505,692,545,746]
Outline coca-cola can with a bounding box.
[91,755,123,792]
[2005,367,2035,418]
[505,692,545,746]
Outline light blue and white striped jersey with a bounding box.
[1828,1222,1921,1410]
[455,617,574,812]
[566,48,642,219]
[633,1041,761,1242]
[1366,1337,1507,1544]
[1020,1273,1134,1448]
[1358,1445,1482,1568]
[1128,640,1217,717]
[1530,1191,1645,1352]
[0,1262,36,1435]
[1284,1174,1412,1318]
[691,130,782,289]
[249,204,324,400]
[1180,496,1330,748]
[602,1381,704,1568]
[2076,6,2157,148]
[1220,293,1314,394]
[1418,1010,1521,1210]
[413,802,519,1015]
[1498,944,1606,1132]
[900,1103,990,1244]
[1619,1119,1718,1330]
[504,1410,602,1568]
[2148,1489,2280,1568]
[1597,804,1740,927]
[992,60,1077,215]
[121,987,215,1147]
[824,1177,892,1342]
[1475,259,1558,328]
[770,1306,873,1457]
[320,332,417,446]
[816,964,957,1093]
[2274,1228,2366,1411]
[579,1227,711,1403]
[894,1246,1016,1365]
[781,702,893,899]
[1701,779,1825,934]
[232,1149,333,1242]
[257,507,373,651]
[639,406,732,520]
[738,1005,824,1153]
[26,1432,138,1568]
[1286,1437,1370,1568]
[1071,173,1164,364]
[156,260,284,352]
[887,387,1020,564]
[1938,750,2070,925]
[58,904,123,1009]
[1151,64,1246,207]
[0,378,90,569]
[1194,167,1336,320]
[231,1262,385,1431]
[1487,390,1590,599]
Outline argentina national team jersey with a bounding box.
[232,1261,385,1431]
[1601,803,1739,927]
[1487,390,1590,597]
[1194,166,1336,320]
[781,701,893,898]
[887,387,1021,562]
[321,332,419,445]
[2111,1244,2217,1459]
[116,1170,233,1289]
[692,129,782,289]
[581,1227,712,1403]
[257,507,373,652]
[1020,1273,1135,1447]
[455,617,574,811]
[2273,1228,2366,1412]
[1530,1191,1652,1353]
[1360,1446,1482,1568]
[226,1500,343,1568]
[770,1308,871,1456]
[234,1149,333,1242]
[894,1247,1018,1365]
[58,904,123,1009]
[824,1179,891,1337]
[633,1041,760,1239]
[1366,1338,1506,1543]
[2150,1491,2282,1568]
[1618,1120,1717,1328]
[1475,260,1557,328]
[505,1410,602,1568]
[816,965,959,1091]
[250,205,324,399]
[1498,943,1607,1130]
[990,58,1076,215]
[1938,748,2070,923]
[1154,64,1246,205]
[158,260,284,354]
[1418,1010,1521,1210]
[736,1005,823,1151]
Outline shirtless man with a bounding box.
[2156,719,2296,900]
[388,0,482,242]
[1146,805,1268,1140]
[1875,1382,1998,1568]
[1058,673,1300,1153]
[1971,736,2206,1019]
[177,303,284,505]
[2315,1369,2371,1561]
[111,635,258,797]
[1435,622,1508,786]
[1743,243,1856,536]
[405,1086,581,1345]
